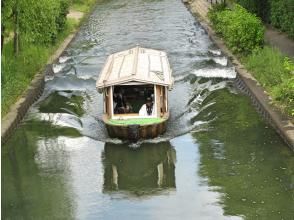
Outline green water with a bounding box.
[2,0,293,219]
[2,87,293,219]
[194,89,294,219]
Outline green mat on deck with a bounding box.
[108,118,164,125]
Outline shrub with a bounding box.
[235,0,270,22]
[56,0,70,32]
[19,0,60,44]
[209,4,264,54]
[235,0,294,38]
[2,0,70,46]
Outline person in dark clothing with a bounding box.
[146,98,153,115]
[114,92,126,113]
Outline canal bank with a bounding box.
[183,0,294,150]
[1,5,95,144]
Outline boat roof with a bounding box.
[96,46,174,89]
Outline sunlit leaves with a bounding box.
[208,4,264,54]
[2,0,70,46]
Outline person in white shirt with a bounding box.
[139,97,154,117]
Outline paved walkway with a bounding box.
[187,0,294,57]
[188,0,211,23]
[265,26,294,57]
[67,9,84,21]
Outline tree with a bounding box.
[1,0,70,55]
[1,0,14,54]
[13,0,19,55]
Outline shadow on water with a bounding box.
[103,142,176,196]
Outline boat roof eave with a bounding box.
[96,46,173,88]
[96,78,174,89]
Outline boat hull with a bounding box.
[104,118,167,141]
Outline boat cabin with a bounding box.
[96,46,173,139]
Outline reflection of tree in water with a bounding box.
[3,90,86,218]
[193,89,294,219]
[38,90,85,117]
[103,142,176,195]
[2,123,76,219]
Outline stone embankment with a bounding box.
[184,0,294,150]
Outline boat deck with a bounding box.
[107,117,165,125]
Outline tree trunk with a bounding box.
[1,25,4,54]
[1,0,5,54]
[13,0,19,56]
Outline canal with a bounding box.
[2,0,293,219]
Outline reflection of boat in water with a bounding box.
[96,46,174,141]
[103,142,176,195]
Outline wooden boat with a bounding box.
[96,46,174,140]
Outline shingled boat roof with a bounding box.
[96,46,174,89]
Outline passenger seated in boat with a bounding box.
[114,92,126,113]
[125,102,133,113]
[139,97,154,116]
[114,92,133,114]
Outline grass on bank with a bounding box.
[243,47,294,116]
[1,18,79,116]
[71,0,97,13]
[2,0,99,117]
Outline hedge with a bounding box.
[236,0,294,38]
[208,4,264,54]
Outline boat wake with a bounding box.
[26,40,238,148]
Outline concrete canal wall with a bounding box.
[184,0,294,150]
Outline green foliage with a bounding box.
[244,47,294,116]
[20,0,59,44]
[1,0,14,30]
[208,4,264,54]
[209,2,226,13]
[1,0,97,116]
[56,0,70,32]
[235,0,270,22]
[1,41,49,114]
[71,0,97,13]
[1,20,76,116]
[234,0,294,38]
[2,0,70,45]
